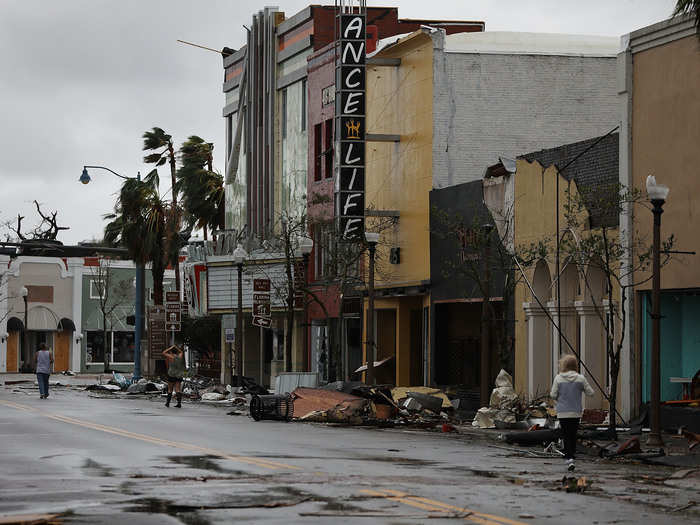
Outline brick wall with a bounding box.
[432,46,618,188]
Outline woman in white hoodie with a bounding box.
[550,354,594,471]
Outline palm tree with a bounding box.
[674,0,699,28]
[104,170,171,305]
[176,136,225,240]
[143,127,181,292]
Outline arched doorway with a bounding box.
[576,263,606,408]
[526,260,552,398]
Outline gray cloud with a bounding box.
[0,0,676,244]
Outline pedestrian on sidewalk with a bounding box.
[550,354,594,472]
[163,345,185,408]
[34,343,53,399]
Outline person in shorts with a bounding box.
[163,345,185,408]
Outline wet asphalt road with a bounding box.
[0,383,697,524]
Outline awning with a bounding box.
[57,318,76,332]
[7,317,24,332]
[27,306,59,331]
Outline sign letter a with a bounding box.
[343,16,364,39]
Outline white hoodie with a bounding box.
[550,371,594,418]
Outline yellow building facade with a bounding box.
[363,31,435,386]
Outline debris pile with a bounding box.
[472,369,556,430]
[267,382,457,428]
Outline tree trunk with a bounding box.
[102,314,109,373]
[152,256,165,306]
[168,142,181,294]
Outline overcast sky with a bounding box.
[0,0,678,245]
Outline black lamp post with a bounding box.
[298,235,314,372]
[645,175,669,447]
[233,243,248,389]
[365,231,379,385]
[80,166,144,380]
[20,286,28,371]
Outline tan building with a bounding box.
[365,28,618,388]
[493,134,620,412]
[619,15,700,416]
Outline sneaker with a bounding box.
[566,459,575,472]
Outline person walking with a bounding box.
[550,354,594,472]
[163,345,186,408]
[34,343,53,399]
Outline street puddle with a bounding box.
[166,455,244,474]
[82,458,115,477]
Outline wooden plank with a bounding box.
[6,332,18,372]
[54,331,70,372]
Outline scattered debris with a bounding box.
[201,392,227,401]
[85,384,121,392]
[560,475,592,493]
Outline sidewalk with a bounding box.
[1,372,106,387]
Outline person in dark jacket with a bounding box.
[163,345,186,408]
[34,343,53,399]
[551,354,594,471]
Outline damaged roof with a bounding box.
[520,132,619,228]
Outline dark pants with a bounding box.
[37,373,50,397]
[559,418,580,459]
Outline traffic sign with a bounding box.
[166,291,180,303]
[252,316,271,328]
[253,302,270,317]
[253,278,270,292]
[167,311,181,323]
[166,322,181,332]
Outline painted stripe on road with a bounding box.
[1,399,525,525]
[361,489,527,525]
[0,399,300,471]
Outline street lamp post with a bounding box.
[365,231,380,385]
[298,235,314,372]
[80,166,144,380]
[233,243,248,389]
[20,286,28,371]
[645,175,669,447]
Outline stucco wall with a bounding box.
[433,49,618,188]
[7,259,73,329]
[629,35,700,291]
[366,32,434,287]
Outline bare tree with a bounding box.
[88,258,133,372]
[5,201,70,241]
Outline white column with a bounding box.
[0,255,10,372]
[575,301,605,409]
[547,301,561,380]
[523,302,552,399]
[67,258,84,372]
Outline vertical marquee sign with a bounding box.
[335,8,366,240]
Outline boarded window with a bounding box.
[314,123,323,181]
[324,118,333,178]
[27,285,53,303]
